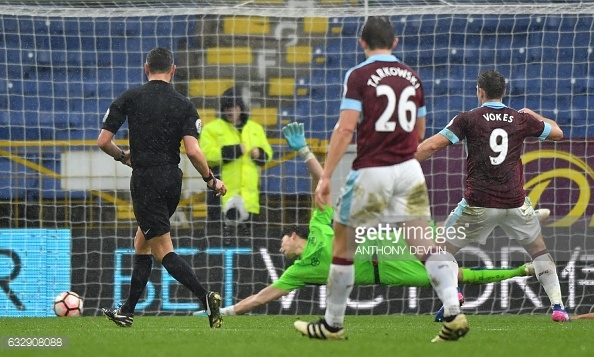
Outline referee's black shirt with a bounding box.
[102,80,200,169]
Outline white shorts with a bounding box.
[334,159,431,228]
[444,197,541,248]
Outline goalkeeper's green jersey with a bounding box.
[271,206,431,291]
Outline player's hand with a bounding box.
[282,122,307,151]
[314,177,331,210]
[519,107,536,116]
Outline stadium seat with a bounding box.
[198,108,217,125]
[328,17,344,36]
[206,47,253,65]
[279,159,312,194]
[278,107,296,125]
[261,175,282,195]
[320,0,358,3]
[223,16,270,35]
[189,79,234,97]
[303,17,328,34]
[294,77,309,97]
[339,16,361,37]
[268,77,295,97]
[251,108,278,128]
[253,0,285,4]
[285,45,312,64]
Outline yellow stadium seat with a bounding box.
[198,108,217,125]
[303,17,328,34]
[223,16,270,35]
[286,46,312,64]
[320,0,358,4]
[206,47,253,65]
[268,78,295,97]
[191,201,207,218]
[250,108,278,127]
[189,79,234,97]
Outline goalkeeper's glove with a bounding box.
[282,122,315,162]
[282,122,307,151]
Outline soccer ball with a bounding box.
[53,291,83,317]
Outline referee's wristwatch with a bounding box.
[203,170,216,188]
[114,149,126,162]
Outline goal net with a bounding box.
[1,0,593,317]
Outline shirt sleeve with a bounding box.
[181,101,200,138]
[340,68,363,112]
[272,255,330,290]
[309,206,333,228]
[520,112,548,140]
[271,264,308,291]
[101,95,128,134]
[439,114,466,144]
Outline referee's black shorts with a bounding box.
[130,165,182,240]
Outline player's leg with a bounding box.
[294,170,363,340]
[154,167,222,327]
[387,160,467,342]
[459,264,535,284]
[101,231,150,327]
[149,232,222,327]
[102,172,153,327]
[431,199,500,327]
[500,199,569,322]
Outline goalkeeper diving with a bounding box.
[199,122,548,317]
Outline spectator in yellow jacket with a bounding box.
[200,87,273,236]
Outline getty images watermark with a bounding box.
[352,223,467,260]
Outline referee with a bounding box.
[97,47,227,328]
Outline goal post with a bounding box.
[1,0,593,317]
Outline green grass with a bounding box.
[1,315,592,357]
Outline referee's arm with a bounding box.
[183,135,227,196]
[97,129,130,165]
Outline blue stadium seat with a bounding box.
[340,17,362,37]
[571,77,591,94]
[126,18,142,36]
[76,20,93,35]
[419,14,437,33]
[527,32,544,63]
[66,35,81,51]
[111,21,126,36]
[64,20,79,34]
[0,158,38,199]
[142,38,159,52]
[95,37,110,51]
[281,159,312,194]
[6,49,21,64]
[50,36,66,50]
[262,162,282,194]
[4,33,20,49]
[80,36,95,52]
[95,20,110,36]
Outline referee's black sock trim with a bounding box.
[122,254,153,314]
[161,252,208,307]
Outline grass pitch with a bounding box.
[1,315,591,357]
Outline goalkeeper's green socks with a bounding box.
[461,265,527,284]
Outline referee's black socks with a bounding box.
[161,252,208,307]
[121,254,153,314]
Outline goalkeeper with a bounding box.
[211,122,539,317]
